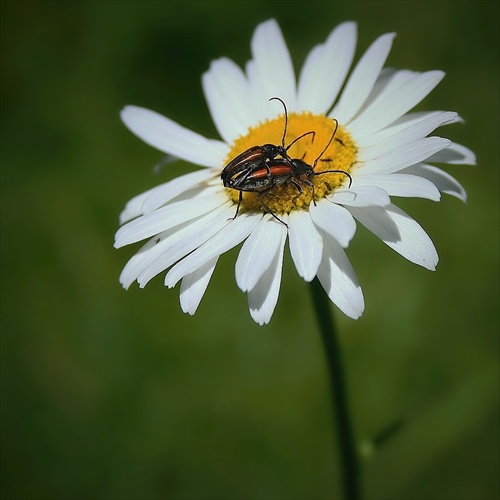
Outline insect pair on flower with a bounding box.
[221,97,352,226]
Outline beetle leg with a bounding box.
[290,179,304,202]
[229,191,244,221]
[256,191,288,227]
[299,178,317,205]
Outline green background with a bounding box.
[1,1,498,499]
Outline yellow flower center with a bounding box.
[223,112,357,215]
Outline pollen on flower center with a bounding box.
[222,112,357,215]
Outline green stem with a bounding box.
[309,278,361,500]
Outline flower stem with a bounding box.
[309,278,361,500]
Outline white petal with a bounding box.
[357,69,416,110]
[309,199,357,248]
[331,185,391,207]
[349,71,445,138]
[243,59,266,122]
[356,111,446,150]
[288,210,323,282]
[120,105,229,167]
[357,137,451,175]
[119,202,231,289]
[402,163,467,201]
[357,111,458,160]
[120,169,214,226]
[427,141,477,165]
[247,214,288,325]
[296,22,357,113]
[347,204,399,241]
[139,168,219,216]
[114,186,227,248]
[353,173,441,201]
[349,204,438,270]
[119,231,170,290]
[330,33,396,124]
[316,235,364,319]
[202,57,255,143]
[180,258,218,315]
[357,110,459,148]
[235,214,288,292]
[165,211,262,288]
[245,59,291,125]
[249,19,296,112]
[120,187,158,225]
[135,204,233,288]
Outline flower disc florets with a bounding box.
[224,113,357,214]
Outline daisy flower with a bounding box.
[115,19,474,325]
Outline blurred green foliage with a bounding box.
[1,1,498,499]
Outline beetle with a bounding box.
[221,97,315,188]
[229,118,353,226]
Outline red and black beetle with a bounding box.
[228,118,352,226]
[221,97,314,189]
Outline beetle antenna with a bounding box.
[269,97,288,149]
[312,119,339,169]
[285,130,315,151]
[315,169,353,188]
